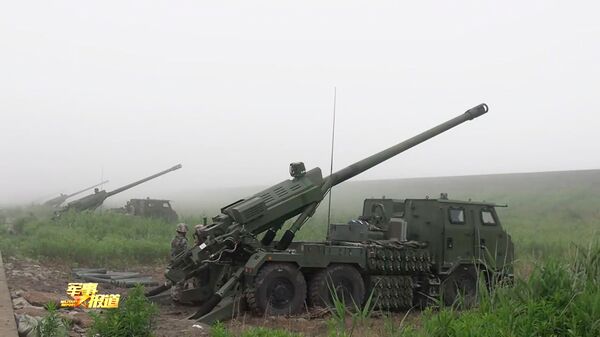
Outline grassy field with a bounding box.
[1,169,599,265]
[1,169,599,336]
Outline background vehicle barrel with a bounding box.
[106,164,182,198]
[57,164,182,214]
[43,180,109,207]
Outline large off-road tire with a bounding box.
[442,265,478,307]
[309,264,366,308]
[245,263,307,315]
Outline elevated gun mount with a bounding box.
[58,164,182,214]
[162,104,489,319]
[44,180,110,207]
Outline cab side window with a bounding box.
[449,207,465,224]
[392,202,405,217]
[481,209,496,225]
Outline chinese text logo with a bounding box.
[60,283,120,309]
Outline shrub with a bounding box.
[414,243,600,337]
[87,285,158,337]
[35,302,70,337]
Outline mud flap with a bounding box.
[190,294,244,324]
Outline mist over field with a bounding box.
[145,168,600,220]
[2,1,600,206]
[100,168,600,254]
[3,169,598,263]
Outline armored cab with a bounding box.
[122,198,179,223]
[331,195,515,274]
[326,195,514,306]
[359,195,514,276]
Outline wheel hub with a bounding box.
[268,277,295,309]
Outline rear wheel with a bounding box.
[442,265,478,307]
[309,264,366,308]
[246,263,307,315]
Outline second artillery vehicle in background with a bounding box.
[56,164,182,216]
[149,103,510,323]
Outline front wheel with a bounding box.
[246,263,307,315]
[442,265,478,308]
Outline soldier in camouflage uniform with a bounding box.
[170,223,188,260]
[170,223,189,302]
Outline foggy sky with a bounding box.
[1,1,599,205]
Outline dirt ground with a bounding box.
[5,257,420,337]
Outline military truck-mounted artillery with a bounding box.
[57,164,182,215]
[150,104,511,323]
[43,180,109,207]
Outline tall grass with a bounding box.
[0,211,175,266]
[87,285,158,337]
[325,281,378,337]
[398,243,600,337]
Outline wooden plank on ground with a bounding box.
[0,251,18,337]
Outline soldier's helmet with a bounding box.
[176,223,188,233]
[194,224,205,234]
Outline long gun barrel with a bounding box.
[323,104,488,191]
[44,180,109,207]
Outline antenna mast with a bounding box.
[327,87,337,226]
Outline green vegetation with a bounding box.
[395,243,600,337]
[325,280,378,337]
[87,285,158,337]
[2,170,599,266]
[0,211,178,266]
[35,302,70,337]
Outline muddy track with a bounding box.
[4,257,421,336]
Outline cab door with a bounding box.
[442,205,475,268]
[475,207,510,270]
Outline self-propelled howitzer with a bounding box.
[163,104,488,318]
[58,164,182,214]
[44,180,110,207]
